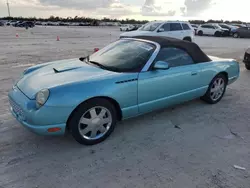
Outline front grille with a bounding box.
[9,98,26,121]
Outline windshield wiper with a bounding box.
[88,61,109,70]
[79,56,121,72]
[79,56,89,62]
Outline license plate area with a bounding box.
[9,98,26,121]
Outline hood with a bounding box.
[220,28,229,31]
[120,30,152,37]
[17,58,116,99]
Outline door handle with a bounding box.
[191,72,198,76]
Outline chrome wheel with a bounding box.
[210,78,225,101]
[233,33,238,38]
[78,106,112,140]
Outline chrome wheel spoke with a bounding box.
[101,117,111,125]
[98,125,106,133]
[211,87,216,93]
[90,129,98,138]
[90,109,97,118]
[80,117,91,124]
[98,109,107,118]
[80,125,92,135]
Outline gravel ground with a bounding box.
[1,26,250,188]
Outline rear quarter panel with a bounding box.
[198,58,240,87]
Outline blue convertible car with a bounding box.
[9,36,240,145]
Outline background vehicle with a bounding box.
[120,21,195,42]
[120,24,135,31]
[6,20,17,26]
[233,27,250,38]
[197,24,229,37]
[243,47,250,70]
[231,24,246,28]
[14,21,35,28]
[191,24,199,34]
[9,36,239,145]
[219,23,238,35]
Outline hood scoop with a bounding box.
[53,66,81,73]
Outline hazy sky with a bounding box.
[0,0,249,21]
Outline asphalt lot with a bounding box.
[1,26,250,188]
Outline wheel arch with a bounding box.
[216,71,228,83]
[66,96,122,130]
[183,36,192,42]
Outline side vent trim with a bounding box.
[115,78,138,84]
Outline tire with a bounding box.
[214,31,221,37]
[120,28,122,31]
[183,37,192,42]
[201,74,227,104]
[69,98,117,145]
[198,30,203,36]
[233,32,239,38]
[245,64,250,70]
[126,28,128,31]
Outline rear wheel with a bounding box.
[233,32,239,38]
[245,64,250,70]
[198,30,203,36]
[183,37,192,42]
[201,74,227,104]
[69,98,117,145]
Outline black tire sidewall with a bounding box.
[202,74,227,104]
[69,98,117,145]
[183,37,191,42]
[245,64,250,70]
[198,31,203,36]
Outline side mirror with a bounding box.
[153,61,169,70]
[158,28,164,32]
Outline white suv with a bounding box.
[197,24,228,37]
[120,21,195,42]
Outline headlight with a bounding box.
[36,89,49,108]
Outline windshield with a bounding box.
[139,22,161,31]
[88,39,156,72]
[214,25,221,29]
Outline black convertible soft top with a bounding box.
[131,36,211,63]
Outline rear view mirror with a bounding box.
[158,28,164,32]
[153,61,169,70]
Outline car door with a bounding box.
[138,47,205,114]
[181,23,192,36]
[206,25,215,35]
[157,23,183,40]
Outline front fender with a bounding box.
[45,73,139,119]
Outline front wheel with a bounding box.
[201,74,227,104]
[69,98,117,145]
[214,31,221,37]
[198,30,203,36]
